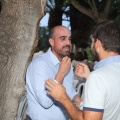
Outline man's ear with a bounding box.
[49,38,54,46]
[96,39,102,47]
[95,39,102,53]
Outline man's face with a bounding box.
[50,27,71,58]
[91,38,100,61]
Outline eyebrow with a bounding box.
[59,36,71,38]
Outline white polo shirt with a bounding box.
[83,55,120,120]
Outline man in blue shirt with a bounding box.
[26,26,80,120]
[45,21,120,120]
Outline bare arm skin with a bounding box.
[55,56,71,84]
[75,63,90,79]
[54,56,82,106]
[72,94,82,107]
[45,80,103,120]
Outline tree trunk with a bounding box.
[48,9,63,30]
[0,0,46,120]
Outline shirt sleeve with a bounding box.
[83,71,107,112]
[71,66,78,99]
[27,60,55,108]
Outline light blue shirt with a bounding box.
[94,55,120,70]
[26,48,77,120]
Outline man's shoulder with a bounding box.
[89,62,120,81]
[32,53,51,65]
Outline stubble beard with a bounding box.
[92,45,100,61]
[54,45,71,58]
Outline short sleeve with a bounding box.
[83,71,107,112]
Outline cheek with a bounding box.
[91,43,94,50]
[54,43,63,50]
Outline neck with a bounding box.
[51,49,63,62]
[100,51,119,60]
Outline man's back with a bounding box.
[84,62,120,120]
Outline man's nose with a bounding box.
[66,38,71,45]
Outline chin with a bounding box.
[64,53,70,57]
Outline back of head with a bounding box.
[92,21,120,54]
[73,52,85,61]
[82,51,88,60]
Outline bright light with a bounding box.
[39,13,70,29]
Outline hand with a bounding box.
[72,94,82,107]
[55,56,71,84]
[45,79,67,102]
[59,56,71,76]
[75,62,90,79]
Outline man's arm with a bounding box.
[55,56,71,84]
[54,56,81,105]
[75,63,90,79]
[45,80,103,120]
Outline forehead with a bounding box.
[54,27,71,36]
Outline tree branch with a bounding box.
[87,0,93,8]
[46,3,53,12]
[91,0,98,18]
[71,0,94,20]
[104,0,112,17]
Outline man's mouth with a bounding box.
[64,47,70,50]
[63,46,70,51]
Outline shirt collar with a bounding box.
[48,48,60,66]
[94,55,120,70]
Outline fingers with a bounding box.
[45,79,56,90]
[76,62,87,67]
[45,79,61,88]
[62,56,71,65]
[45,83,52,91]
[60,56,71,73]
[46,79,55,85]
[46,91,52,96]
[75,62,88,72]
[75,63,84,73]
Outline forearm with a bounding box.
[59,93,84,120]
[54,72,65,84]
[55,56,71,84]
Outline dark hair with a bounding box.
[92,21,120,54]
[48,28,55,39]
[73,52,85,61]
[82,51,88,59]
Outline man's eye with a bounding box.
[60,37,66,40]
[69,38,71,41]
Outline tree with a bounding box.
[0,0,46,119]
[35,26,50,52]
[47,0,69,30]
[70,5,95,48]
[108,0,120,22]
[65,0,120,49]
[70,0,120,23]
[71,0,112,24]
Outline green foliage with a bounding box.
[64,0,72,5]
[45,0,120,52]
[108,0,120,22]
[35,27,50,52]
[85,46,94,61]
